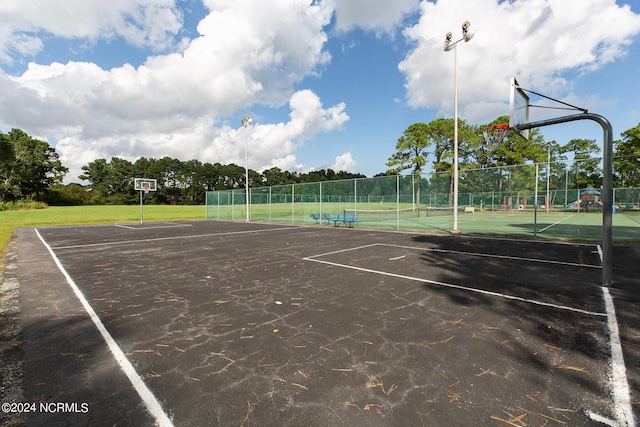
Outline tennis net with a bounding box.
[424,206,454,216]
[343,207,419,222]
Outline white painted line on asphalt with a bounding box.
[50,226,301,250]
[115,223,193,230]
[35,229,174,427]
[381,242,601,269]
[303,254,606,317]
[602,287,636,427]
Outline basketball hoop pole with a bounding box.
[515,113,613,287]
[140,189,144,224]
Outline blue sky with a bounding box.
[1,0,640,182]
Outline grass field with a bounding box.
[0,205,204,270]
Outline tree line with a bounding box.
[385,116,640,193]
[76,157,365,205]
[1,118,639,207]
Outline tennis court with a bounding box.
[210,201,640,243]
[6,220,639,426]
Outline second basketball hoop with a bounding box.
[483,124,509,150]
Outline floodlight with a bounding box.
[462,21,474,42]
[444,32,453,51]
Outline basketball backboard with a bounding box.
[509,77,529,140]
[134,178,157,192]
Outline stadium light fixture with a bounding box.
[241,116,252,221]
[444,21,473,234]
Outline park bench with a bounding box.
[464,206,475,213]
[309,213,331,224]
[329,213,358,228]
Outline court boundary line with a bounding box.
[380,242,600,269]
[303,244,606,317]
[601,287,636,427]
[307,242,635,424]
[539,215,574,233]
[115,222,193,230]
[50,225,301,250]
[34,229,174,427]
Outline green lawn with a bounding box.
[0,205,205,269]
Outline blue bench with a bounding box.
[329,213,358,228]
[309,213,331,224]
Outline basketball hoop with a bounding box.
[143,184,150,194]
[483,124,510,150]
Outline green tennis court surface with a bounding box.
[5,221,639,426]
[210,203,640,243]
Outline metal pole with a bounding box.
[396,174,400,230]
[242,116,252,222]
[140,190,143,224]
[515,113,613,286]
[245,129,249,221]
[452,44,460,233]
[546,145,551,213]
[444,21,473,233]
[534,163,539,237]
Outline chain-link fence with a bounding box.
[206,161,640,243]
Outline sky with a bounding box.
[1,0,640,183]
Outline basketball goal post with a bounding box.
[134,178,157,224]
[506,77,614,287]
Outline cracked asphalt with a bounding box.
[4,220,639,426]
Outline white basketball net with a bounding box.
[483,126,509,150]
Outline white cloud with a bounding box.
[398,0,640,123]
[330,0,420,34]
[0,0,183,63]
[54,89,348,182]
[331,152,357,172]
[0,0,339,182]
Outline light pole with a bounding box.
[545,140,557,213]
[241,115,252,221]
[445,21,474,234]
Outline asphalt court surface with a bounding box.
[8,220,640,426]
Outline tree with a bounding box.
[559,139,602,188]
[79,158,110,196]
[0,132,19,201]
[387,123,431,211]
[262,167,291,186]
[0,129,68,202]
[386,123,430,175]
[614,123,640,187]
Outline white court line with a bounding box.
[50,225,301,250]
[115,223,193,230]
[382,242,600,269]
[35,229,174,427]
[303,252,606,317]
[309,242,600,269]
[539,215,573,233]
[308,242,633,424]
[601,287,636,427]
[595,244,635,427]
